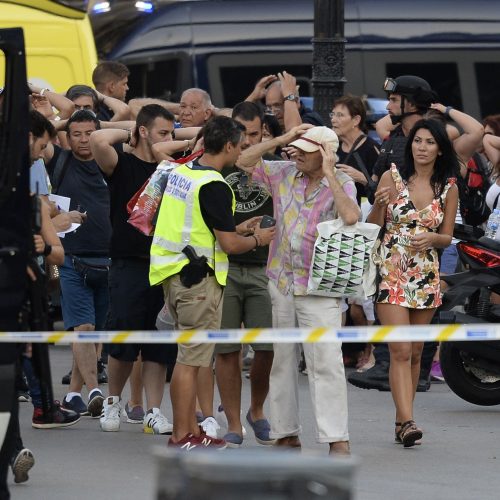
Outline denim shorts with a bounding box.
[59,255,110,330]
[440,244,459,275]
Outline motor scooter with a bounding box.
[438,224,500,406]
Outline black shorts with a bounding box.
[108,343,174,364]
[106,258,176,365]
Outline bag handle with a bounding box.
[342,134,366,165]
[342,134,378,197]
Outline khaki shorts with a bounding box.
[215,263,273,355]
[163,274,223,368]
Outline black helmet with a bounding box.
[383,75,437,108]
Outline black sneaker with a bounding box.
[347,361,391,391]
[417,374,431,392]
[61,369,72,385]
[87,389,104,418]
[97,360,108,384]
[32,401,81,429]
[62,395,90,416]
[17,391,30,402]
[348,362,432,392]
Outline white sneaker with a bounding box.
[200,416,220,439]
[100,396,121,432]
[215,405,247,437]
[143,408,173,435]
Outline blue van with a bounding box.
[92,0,500,117]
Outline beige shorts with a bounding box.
[162,274,223,368]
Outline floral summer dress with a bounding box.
[377,165,455,309]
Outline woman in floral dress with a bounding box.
[367,119,459,447]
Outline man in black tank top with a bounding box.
[91,105,178,434]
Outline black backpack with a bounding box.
[457,153,491,226]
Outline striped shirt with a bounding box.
[252,160,357,296]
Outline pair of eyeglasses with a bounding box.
[264,104,283,115]
[329,112,346,119]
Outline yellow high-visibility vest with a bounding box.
[149,163,235,287]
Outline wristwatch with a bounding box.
[284,94,296,102]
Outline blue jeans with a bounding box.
[22,355,41,408]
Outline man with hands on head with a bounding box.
[91,105,178,435]
[40,110,110,417]
[246,71,323,132]
[237,125,359,455]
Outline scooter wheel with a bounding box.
[440,343,500,406]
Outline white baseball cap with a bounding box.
[289,126,339,153]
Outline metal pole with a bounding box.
[312,0,347,125]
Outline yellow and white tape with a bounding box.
[0,323,498,344]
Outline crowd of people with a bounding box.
[3,58,500,497]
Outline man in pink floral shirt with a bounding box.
[237,126,360,455]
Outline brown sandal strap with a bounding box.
[400,420,422,447]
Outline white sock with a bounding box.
[66,392,81,402]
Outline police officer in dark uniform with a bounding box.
[349,75,439,393]
[372,75,438,184]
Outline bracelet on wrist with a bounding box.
[125,129,132,145]
[444,106,453,117]
[251,234,259,248]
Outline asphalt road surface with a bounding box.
[8,345,500,500]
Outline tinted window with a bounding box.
[127,59,180,101]
[476,63,500,116]
[386,63,462,110]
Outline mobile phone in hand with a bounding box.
[260,215,276,228]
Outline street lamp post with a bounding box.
[312,0,346,125]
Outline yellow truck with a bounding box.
[0,0,97,92]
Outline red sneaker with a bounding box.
[168,432,227,451]
[32,401,81,429]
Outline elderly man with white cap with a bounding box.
[237,125,360,454]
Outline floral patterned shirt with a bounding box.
[252,160,357,296]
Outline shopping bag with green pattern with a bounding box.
[307,218,381,299]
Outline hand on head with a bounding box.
[320,142,337,177]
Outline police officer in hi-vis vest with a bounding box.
[150,116,276,450]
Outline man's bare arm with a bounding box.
[89,129,125,176]
[236,123,312,171]
[128,98,181,120]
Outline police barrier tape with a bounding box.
[0,324,499,344]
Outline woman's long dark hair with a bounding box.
[401,118,460,197]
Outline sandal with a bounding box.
[275,436,301,449]
[395,421,403,444]
[395,421,422,446]
[399,420,422,448]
